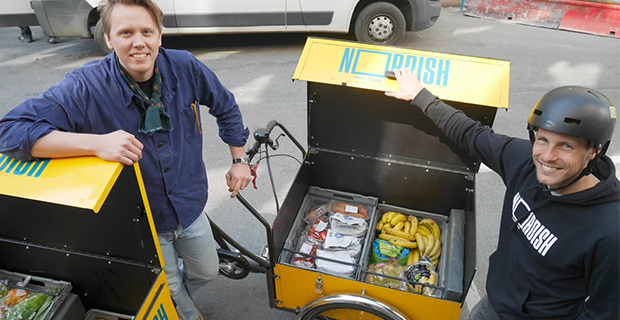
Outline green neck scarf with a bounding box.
[116,56,173,135]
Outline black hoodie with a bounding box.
[414,89,620,320]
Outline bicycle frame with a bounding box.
[209,120,306,288]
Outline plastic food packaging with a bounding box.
[404,258,441,297]
[303,203,330,224]
[370,239,409,265]
[323,229,362,258]
[329,213,368,238]
[315,250,356,277]
[365,262,406,289]
[292,218,329,268]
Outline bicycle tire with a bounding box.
[217,250,250,280]
[298,294,409,320]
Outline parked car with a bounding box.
[27,0,441,55]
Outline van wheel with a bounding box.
[354,2,406,45]
[94,19,113,56]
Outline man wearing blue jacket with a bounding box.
[0,0,252,319]
[386,68,618,320]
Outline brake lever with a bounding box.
[269,133,286,151]
[250,162,259,189]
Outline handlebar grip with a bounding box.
[265,120,278,134]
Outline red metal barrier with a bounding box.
[465,0,620,38]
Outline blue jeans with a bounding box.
[468,295,501,320]
[158,213,219,320]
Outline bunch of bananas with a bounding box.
[376,211,442,267]
[405,266,439,296]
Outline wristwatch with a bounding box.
[232,157,249,165]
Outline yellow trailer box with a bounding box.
[270,37,510,320]
[0,155,177,319]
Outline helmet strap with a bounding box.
[528,128,536,145]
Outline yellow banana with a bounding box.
[432,258,439,267]
[393,221,405,231]
[388,238,418,249]
[406,283,415,293]
[414,276,428,294]
[428,237,442,257]
[416,225,432,237]
[407,250,414,265]
[383,227,416,241]
[424,234,435,256]
[381,223,390,234]
[376,221,384,231]
[423,273,438,296]
[382,211,396,224]
[404,221,411,234]
[390,213,407,226]
[408,215,418,236]
[378,233,408,242]
[429,246,442,261]
[415,233,426,256]
[412,249,420,265]
[420,218,441,239]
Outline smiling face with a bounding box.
[532,128,597,193]
[104,3,162,82]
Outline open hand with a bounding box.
[384,68,424,102]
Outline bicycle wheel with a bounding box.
[298,294,409,320]
[217,249,250,279]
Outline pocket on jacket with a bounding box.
[181,101,203,140]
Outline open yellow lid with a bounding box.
[0,154,122,213]
[293,37,510,108]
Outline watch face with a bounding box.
[233,157,248,164]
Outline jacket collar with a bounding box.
[111,48,179,108]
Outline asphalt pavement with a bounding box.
[0,6,618,320]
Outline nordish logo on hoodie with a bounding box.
[512,193,559,256]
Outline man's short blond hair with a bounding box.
[98,0,164,35]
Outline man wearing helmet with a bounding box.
[386,68,619,320]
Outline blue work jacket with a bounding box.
[0,48,249,233]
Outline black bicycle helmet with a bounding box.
[527,86,617,191]
[527,86,616,154]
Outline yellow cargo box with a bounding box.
[0,155,177,319]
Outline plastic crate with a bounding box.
[83,309,133,320]
[279,186,378,280]
[0,269,72,320]
[360,204,450,299]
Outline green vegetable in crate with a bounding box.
[33,294,54,320]
[4,293,48,320]
[0,279,9,299]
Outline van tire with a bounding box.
[94,19,113,56]
[354,2,406,45]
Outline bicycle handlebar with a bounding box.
[245,120,306,162]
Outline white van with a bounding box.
[27,0,441,54]
[0,0,38,28]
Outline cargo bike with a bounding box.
[0,37,509,320]
[214,38,511,320]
